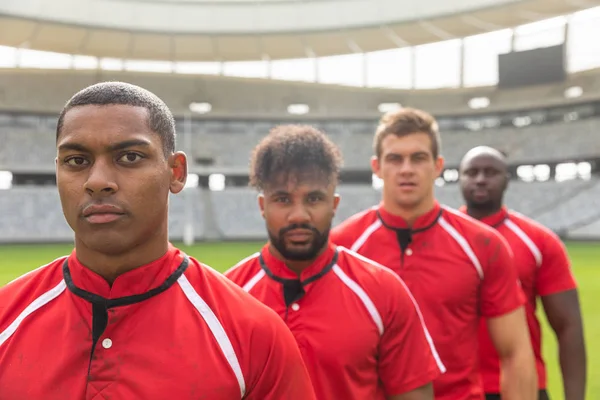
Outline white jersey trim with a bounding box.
[177,274,246,398]
[338,247,447,373]
[504,219,543,267]
[0,279,67,348]
[242,270,266,292]
[332,263,384,335]
[438,213,484,279]
[350,219,382,252]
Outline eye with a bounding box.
[118,152,144,163]
[308,194,323,203]
[65,156,89,167]
[274,196,289,203]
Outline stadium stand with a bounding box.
[1,1,599,244]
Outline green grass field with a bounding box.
[1,240,597,398]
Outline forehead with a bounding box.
[264,172,334,195]
[380,132,433,156]
[58,104,158,148]
[463,154,505,171]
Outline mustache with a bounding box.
[279,224,320,236]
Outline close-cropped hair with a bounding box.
[249,124,343,191]
[373,107,441,159]
[56,81,176,156]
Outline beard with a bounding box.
[268,223,330,261]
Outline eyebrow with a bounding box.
[270,189,327,197]
[58,139,152,153]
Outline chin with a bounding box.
[79,232,135,256]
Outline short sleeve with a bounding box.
[377,269,444,395]
[535,231,577,297]
[479,232,525,318]
[245,307,317,400]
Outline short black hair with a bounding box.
[250,125,343,191]
[56,81,176,155]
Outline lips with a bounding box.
[285,230,313,242]
[82,204,126,224]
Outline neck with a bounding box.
[382,194,436,228]
[268,243,327,277]
[74,232,169,285]
[465,204,502,221]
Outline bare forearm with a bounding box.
[558,327,587,400]
[500,354,538,400]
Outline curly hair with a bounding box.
[249,125,343,191]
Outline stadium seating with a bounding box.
[1,179,597,243]
[2,113,600,171]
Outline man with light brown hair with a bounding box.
[331,107,538,400]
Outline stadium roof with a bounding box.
[0,0,596,61]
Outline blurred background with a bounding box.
[0,0,599,397]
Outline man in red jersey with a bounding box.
[0,82,316,400]
[225,125,445,400]
[330,107,538,400]
[458,146,587,400]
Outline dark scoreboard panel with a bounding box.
[498,44,566,88]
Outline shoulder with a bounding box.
[441,205,510,250]
[0,256,67,333]
[331,207,380,246]
[508,210,562,244]
[181,256,288,336]
[335,247,413,304]
[222,252,262,286]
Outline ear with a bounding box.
[434,155,445,178]
[332,193,341,214]
[169,151,188,194]
[370,156,382,179]
[258,193,266,219]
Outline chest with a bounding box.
[0,293,243,400]
[358,229,482,312]
[251,275,381,372]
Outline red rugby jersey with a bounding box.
[225,242,446,399]
[0,244,316,400]
[460,206,577,393]
[330,201,525,400]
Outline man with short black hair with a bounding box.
[0,82,316,400]
[459,145,587,400]
[226,124,444,400]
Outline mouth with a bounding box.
[84,213,125,224]
[472,188,489,196]
[285,230,314,243]
[82,204,126,224]
[398,182,417,190]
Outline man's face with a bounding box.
[56,104,187,256]
[459,153,508,211]
[371,132,444,210]
[259,174,340,261]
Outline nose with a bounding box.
[474,171,487,185]
[287,203,311,225]
[84,159,118,196]
[399,158,415,174]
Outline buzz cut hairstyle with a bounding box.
[249,124,343,191]
[56,81,176,156]
[373,107,442,159]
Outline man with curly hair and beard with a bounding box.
[225,124,445,400]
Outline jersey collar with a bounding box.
[459,205,509,228]
[64,243,187,301]
[260,241,337,282]
[377,200,442,231]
